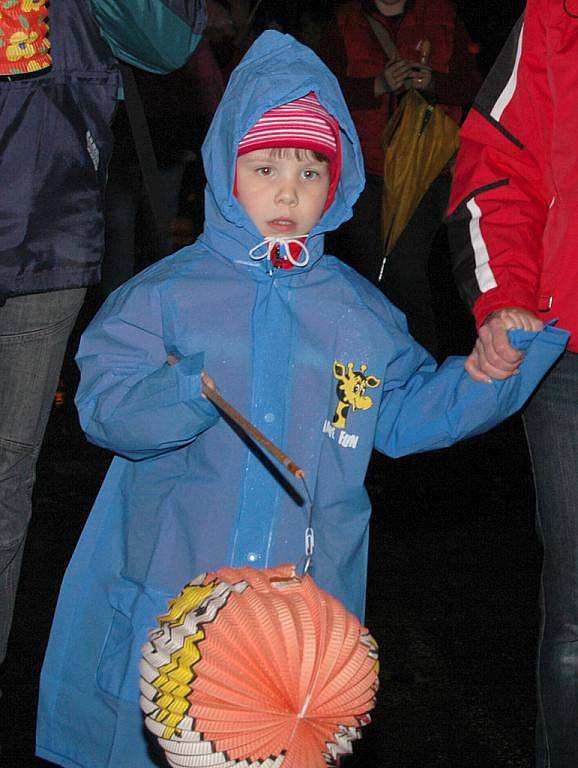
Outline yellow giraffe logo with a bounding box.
[332,361,381,429]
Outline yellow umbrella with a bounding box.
[378,76,459,281]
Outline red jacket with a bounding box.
[321,0,480,175]
[448,0,577,352]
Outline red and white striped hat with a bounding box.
[237,92,341,210]
[238,92,338,160]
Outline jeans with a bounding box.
[523,351,578,768]
[0,288,86,664]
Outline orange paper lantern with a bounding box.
[140,565,379,767]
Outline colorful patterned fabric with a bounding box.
[0,0,51,77]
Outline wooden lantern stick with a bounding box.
[202,382,305,480]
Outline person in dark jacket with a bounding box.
[321,0,481,356]
[0,0,205,667]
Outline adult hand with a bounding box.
[375,58,413,95]
[464,308,544,384]
[409,65,433,91]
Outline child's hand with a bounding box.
[167,357,217,393]
[465,308,544,383]
[201,371,217,394]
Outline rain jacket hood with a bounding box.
[199,31,365,274]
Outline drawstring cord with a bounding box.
[249,236,310,274]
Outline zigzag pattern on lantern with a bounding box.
[141,574,246,740]
[140,565,379,768]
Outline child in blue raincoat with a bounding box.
[37,31,567,768]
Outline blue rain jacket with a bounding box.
[37,31,568,768]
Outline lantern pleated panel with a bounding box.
[140,565,379,768]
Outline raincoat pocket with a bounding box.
[96,578,174,703]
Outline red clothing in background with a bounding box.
[449,0,577,352]
[321,0,481,176]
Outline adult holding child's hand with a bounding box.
[448,1,578,763]
[465,308,544,384]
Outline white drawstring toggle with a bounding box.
[248,236,310,274]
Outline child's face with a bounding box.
[236,148,331,238]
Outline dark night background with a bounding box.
[232,0,526,75]
[0,2,540,767]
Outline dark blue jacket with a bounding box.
[0,0,205,301]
